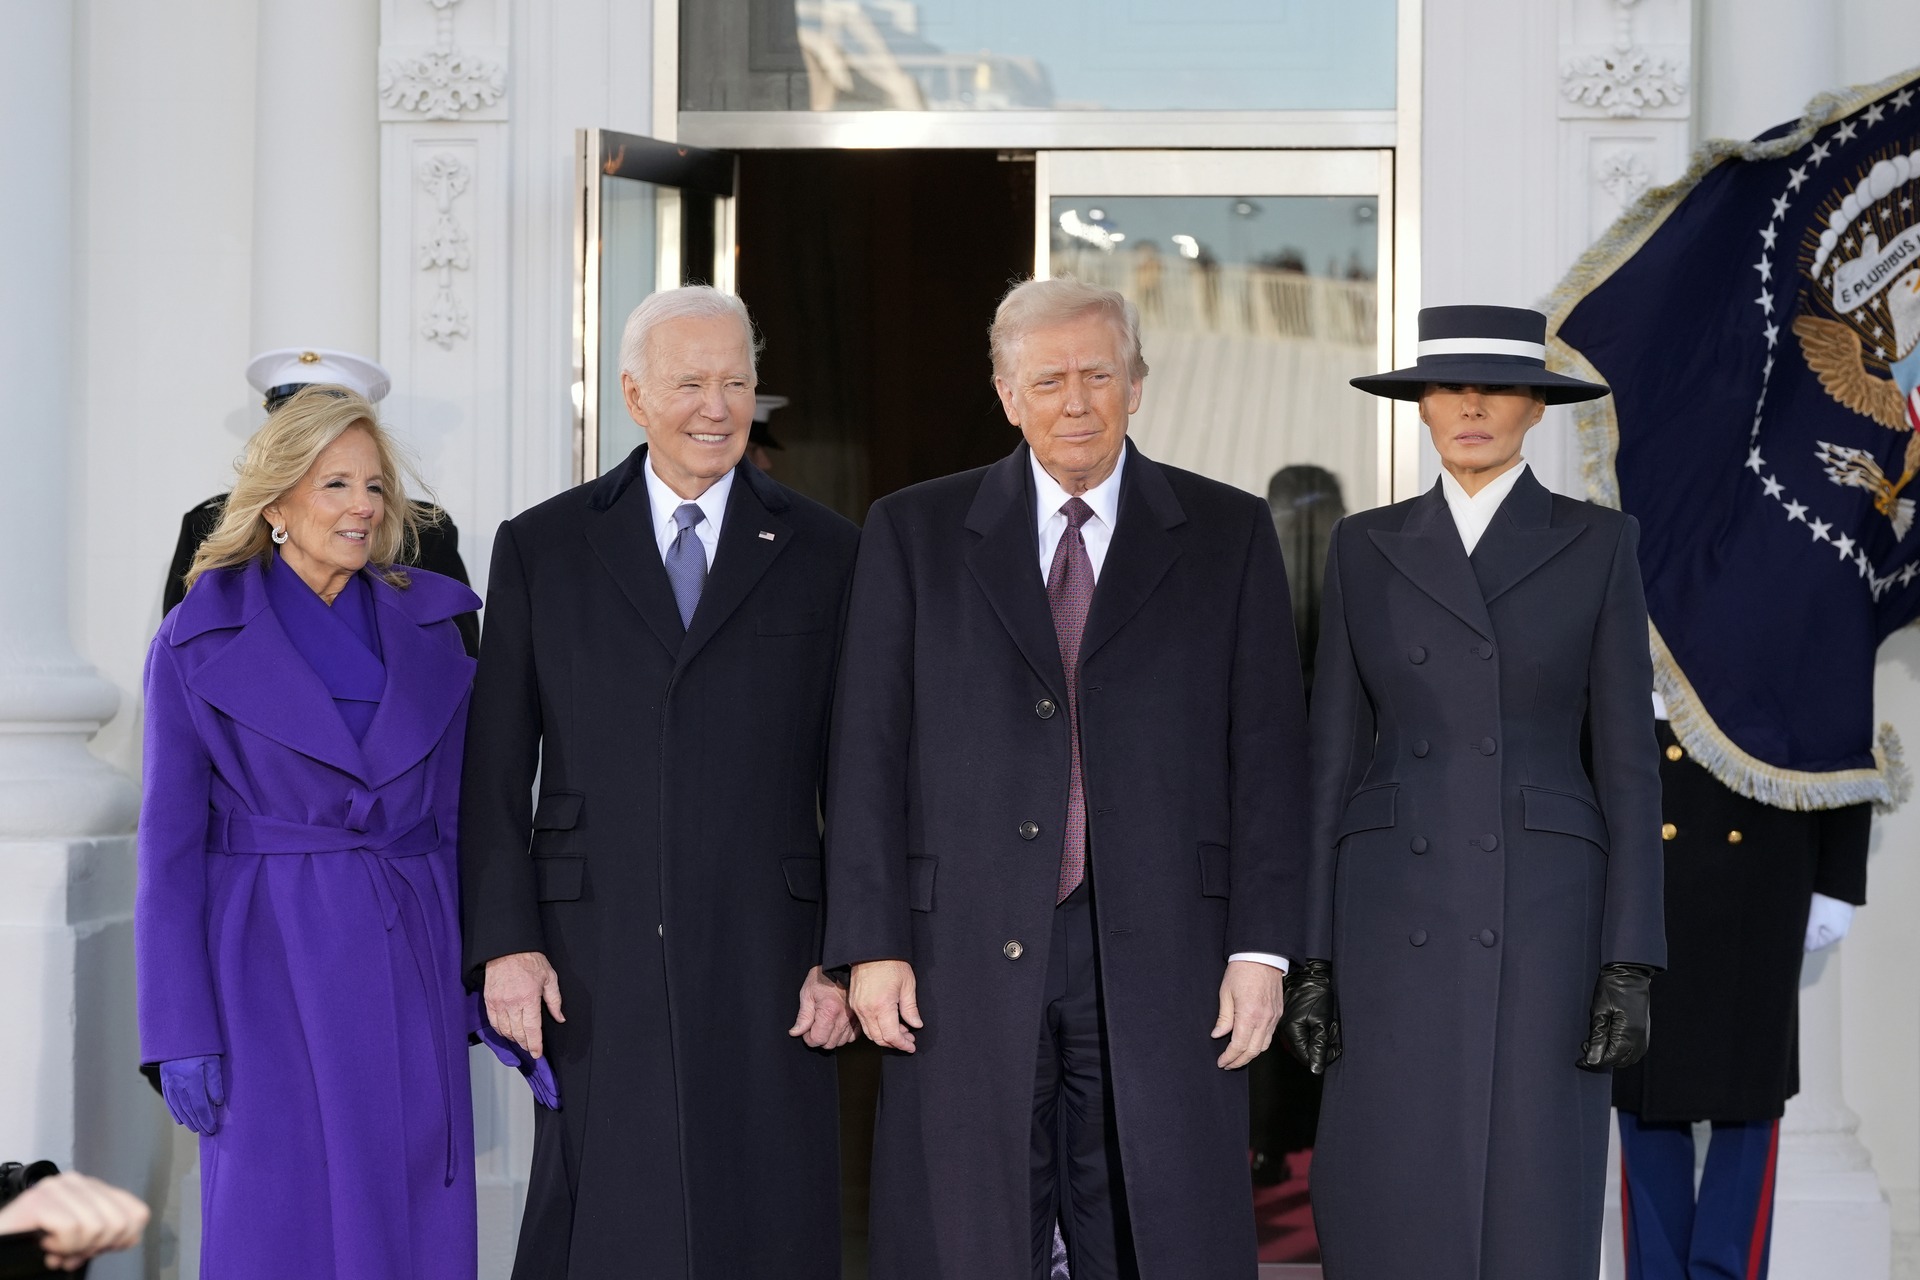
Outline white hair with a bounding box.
[617,285,762,385]
[989,276,1148,382]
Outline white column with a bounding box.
[1773,948,1891,1279]
[251,0,381,355]
[0,4,149,1276]
[1698,0,1839,142]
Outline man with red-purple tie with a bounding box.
[826,276,1308,1280]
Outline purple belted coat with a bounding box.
[136,558,482,1279]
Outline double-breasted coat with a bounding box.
[136,560,481,1279]
[460,449,860,1279]
[824,441,1307,1280]
[1299,468,1665,1280]
[1612,725,1869,1122]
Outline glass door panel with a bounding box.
[576,130,737,481]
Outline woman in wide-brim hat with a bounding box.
[1278,305,1665,1280]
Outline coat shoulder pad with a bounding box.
[1150,460,1267,526]
[869,465,995,525]
[771,484,861,553]
[1547,493,1631,536]
[375,566,483,622]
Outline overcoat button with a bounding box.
[1408,646,1427,664]
[1475,643,1493,660]
[1666,744,1684,761]
[1479,737,1497,755]
[1412,740,1430,758]
[1411,836,1428,854]
[1478,929,1497,947]
[1727,830,1743,844]
[1019,821,1040,840]
[1410,929,1428,947]
[1662,823,1677,840]
[1036,698,1057,719]
[1479,834,1499,851]
[1004,940,1024,960]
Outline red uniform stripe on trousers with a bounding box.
[1746,1119,1781,1280]
[1620,1139,1633,1263]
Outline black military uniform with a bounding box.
[163,495,479,658]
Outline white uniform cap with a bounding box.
[752,394,789,423]
[246,348,392,403]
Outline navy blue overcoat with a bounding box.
[1299,467,1665,1280]
[824,441,1308,1280]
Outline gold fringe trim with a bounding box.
[1551,66,1920,814]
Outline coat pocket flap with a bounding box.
[532,792,583,831]
[1336,785,1398,841]
[756,609,826,636]
[1198,843,1231,898]
[907,856,937,912]
[534,856,584,902]
[782,857,824,902]
[1522,787,1610,851]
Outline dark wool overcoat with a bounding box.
[823,441,1308,1280]
[1299,469,1666,1280]
[460,449,860,1280]
[1613,724,1869,1122]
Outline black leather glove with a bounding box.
[1578,962,1656,1071]
[1278,958,1342,1075]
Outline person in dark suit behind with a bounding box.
[161,348,479,657]
[461,286,859,1280]
[1284,306,1666,1280]
[827,276,1307,1279]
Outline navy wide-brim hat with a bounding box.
[1350,305,1610,404]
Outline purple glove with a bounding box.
[158,1056,225,1135]
[477,1023,561,1110]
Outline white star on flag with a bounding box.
[1754,256,1773,282]
[1764,321,1780,347]
[1760,225,1779,249]
[1785,499,1808,521]
[1763,355,1774,377]
[1856,551,1872,577]
[1865,104,1886,126]
[1810,518,1833,541]
[1755,290,1774,314]
[1895,89,1915,110]
[1787,166,1808,191]
[1771,194,1790,219]
[1762,475,1785,498]
[1836,121,1859,143]
[1810,142,1832,164]
[1746,447,1766,473]
[1834,533,1857,558]
[1903,563,1920,586]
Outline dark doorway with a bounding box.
[736,148,1036,524]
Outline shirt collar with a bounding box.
[1031,440,1128,530]
[644,448,734,533]
[1439,458,1528,512]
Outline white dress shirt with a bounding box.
[644,452,733,571]
[1030,445,1288,977]
[1439,460,1530,556]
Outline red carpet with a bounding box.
[1253,1148,1321,1264]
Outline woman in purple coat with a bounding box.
[136,386,483,1278]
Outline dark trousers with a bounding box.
[1030,883,1138,1280]
[1619,1110,1780,1280]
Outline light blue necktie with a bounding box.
[665,502,707,627]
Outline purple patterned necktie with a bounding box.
[1048,497,1095,903]
[665,502,707,627]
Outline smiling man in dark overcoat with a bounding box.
[825,276,1307,1279]
[460,287,859,1279]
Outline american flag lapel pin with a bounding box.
[758,530,776,540]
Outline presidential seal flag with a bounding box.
[1550,66,1920,811]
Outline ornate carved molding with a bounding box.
[1559,0,1688,120]
[378,0,505,121]
[418,152,472,348]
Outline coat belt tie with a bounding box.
[205,808,461,1185]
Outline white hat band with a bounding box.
[1417,337,1548,360]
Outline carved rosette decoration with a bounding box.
[419,153,472,349]
[1596,149,1654,205]
[379,0,504,121]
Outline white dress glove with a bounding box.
[1805,892,1856,952]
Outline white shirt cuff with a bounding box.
[1228,952,1289,974]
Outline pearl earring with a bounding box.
[271,526,289,545]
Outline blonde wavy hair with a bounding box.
[185,385,434,593]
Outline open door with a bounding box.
[575,129,738,482]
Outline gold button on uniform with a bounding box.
[1727,830,1743,844]
[1666,744,1683,761]
[1661,823,1677,840]
[1003,940,1024,960]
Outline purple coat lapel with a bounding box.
[174,561,479,786]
